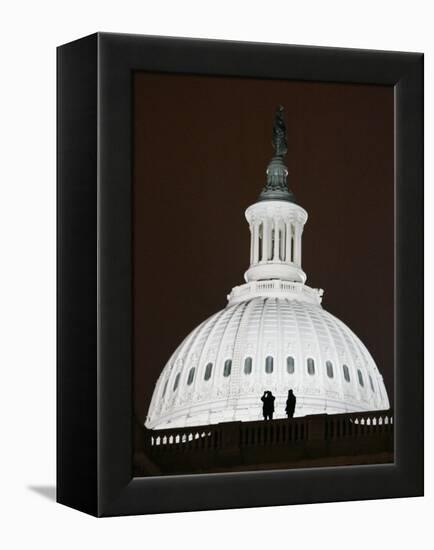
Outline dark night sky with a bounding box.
[133,72,394,425]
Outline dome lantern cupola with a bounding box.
[244,106,307,284]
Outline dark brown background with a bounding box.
[133,72,394,426]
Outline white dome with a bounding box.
[145,108,390,430]
[146,287,389,429]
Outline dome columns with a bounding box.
[244,200,307,283]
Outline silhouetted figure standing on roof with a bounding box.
[285,389,296,418]
[261,391,275,420]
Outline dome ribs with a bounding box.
[255,298,269,405]
[304,303,326,407]
[227,299,256,413]
[276,298,285,396]
[317,308,347,408]
[191,307,230,418]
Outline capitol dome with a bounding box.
[146,106,389,430]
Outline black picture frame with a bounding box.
[57,32,423,517]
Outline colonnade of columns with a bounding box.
[250,218,302,266]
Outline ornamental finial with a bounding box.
[258,106,295,203]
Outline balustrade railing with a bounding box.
[146,425,223,452]
[238,417,308,447]
[145,410,393,455]
[324,410,393,440]
[227,280,323,305]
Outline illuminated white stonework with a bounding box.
[145,109,389,429]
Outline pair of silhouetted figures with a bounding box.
[261,390,296,420]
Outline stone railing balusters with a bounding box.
[144,410,393,460]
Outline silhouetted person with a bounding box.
[261,391,275,420]
[285,389,296,418]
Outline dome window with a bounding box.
[326,361,334,378]
[286,356,295,374]
[187,367,195,386]
[357,369,364,387]
[204,362,213,381]
[244,357,252,375]
[162,380,168,397]
[223,359,232,377]
[265,356,274,373]
[369,374,375,392]
[343,364,350,382]
[307,357,315,375]
[173,373,180,391]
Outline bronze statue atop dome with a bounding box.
[272,105,288,157]
[259,105,295,203]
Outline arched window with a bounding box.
[307,357,315,375]
[269,229,275,260]
[369,374,375,392]
[223,359,232,377]
[162,380,168,397]
[204,362,213,381]
[244,357,252,374]
[258,223,263,261]
[279,228,285,260]
[187,367,195,386]
[357,369,364,387]
[343,364,350,382]
[173,373,180,391]
[290,224,295,263]
[286,356,295,374]
[265,356,274,373]
[326,360,334,378]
